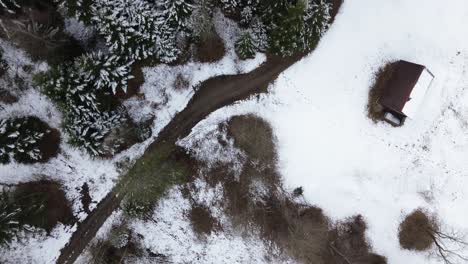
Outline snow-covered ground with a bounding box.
[0,11,265,263]
[181,1,468,263]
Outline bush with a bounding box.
[367,61,398,122]
[0,116,60,164]
[398,209,436,251]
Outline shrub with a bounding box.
[367,61,398,123]
[173,73,190,91]
[0,116,60,164]
[398,209,436,251]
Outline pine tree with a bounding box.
[0,117,51,164]
[38,52,132,156]
[235,32,256,59]
[0,191,21,246]
[260,0,331,57]
[304,0,331,47]
[91,0,160,61]
[268,0,307,57]
[158,0,194,29]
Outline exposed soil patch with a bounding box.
[194,27,226,63]
[399,209,436,251]
[189,205,218,235]
[367,61,398,122]
[14,180,74,233]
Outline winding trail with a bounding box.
[56,2,343,262]
[56,54,303,264]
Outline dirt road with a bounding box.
[56,2,344,262]
[55,53,303,264]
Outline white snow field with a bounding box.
[180,0,468,263]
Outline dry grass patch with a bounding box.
[367,61,398,122]
[399,209,437,251]
[227,114,277,167]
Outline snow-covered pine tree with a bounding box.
[0,191,21,246]
[304,0,331,47]
[261,0,331,57]
[39,52,132,156]
[267,0,307,56]
[0,117,50,164]
[59,0,95,24]
[235,32,256,59]
[0,0,20,14]
[91,0,160,61]
[158,0,194,29]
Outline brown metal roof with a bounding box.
[378,60,425,116]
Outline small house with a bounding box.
[379,60,434,126]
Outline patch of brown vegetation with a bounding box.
[189,205,218,235]
[227,114,277,166]
[14,180,74,233]
[0,88,18,104]
[399,209,436,251]
[367,61,398,123]
[327,215,387,264]
[195,26,226,63]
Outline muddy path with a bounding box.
[56,2,343,263]
[56,53,303,264]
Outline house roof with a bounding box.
[378,60,433,118]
